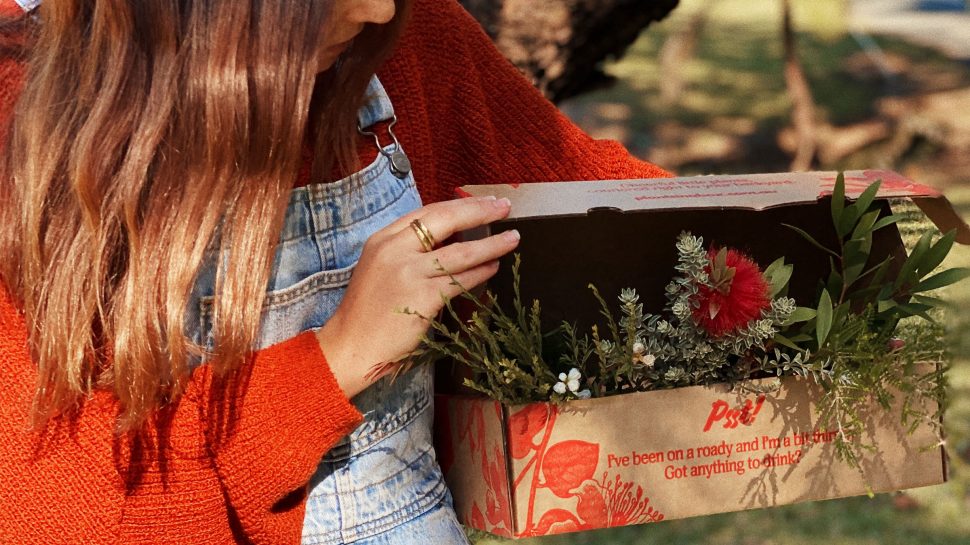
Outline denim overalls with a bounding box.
[13,0,40,12]
[186,77,469,545]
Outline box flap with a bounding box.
[912,197,970,245]
[460,174,821,216]
[815,169,941,198]
[458,170,970,243]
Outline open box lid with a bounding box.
[458,170,970,244]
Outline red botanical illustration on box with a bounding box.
[819,169,936,196]
[436,397,514,537]
[439,399,664,537]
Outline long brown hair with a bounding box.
[0,0,410,430]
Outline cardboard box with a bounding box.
[434,170,969,538]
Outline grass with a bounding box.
[560,0,970,177]
[473,0,970,543]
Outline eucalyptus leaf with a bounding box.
[912,268,970,293]
[872,213,905,232]
[894,232,933,290]
[763,257,785,280]
[826,270,843,302]
[850,285,881,301]
[768,263,794,298]
[895,302,934,320]
[773,333,801,351]
[853,179,882,220]
[856,256,892,286]
[838,203,861,238]
[877,283,894,301]
[844,236,873,266]
[917,230,956,277]
[851,209,881,240]
[831,172,846,227]
[877,299,898,313]
[817,289,833,347]
[783,306,817,326]
[869,257,893,288]
[912,294,951,308]
[843,263,866,289]
[783,223,840,259]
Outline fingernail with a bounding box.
[504,229,520,242]
[478,195,497,201]
[494,197,511,209]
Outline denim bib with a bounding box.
[186,77,468,545]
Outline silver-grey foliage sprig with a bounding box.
[588,232,800,391]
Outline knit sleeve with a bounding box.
[0,38,25,153]
[193,331,362,544]
[0,0,25,18]
[396,0,671,201]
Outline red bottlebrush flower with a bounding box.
[693,247,771,337]
[887,338,906,352]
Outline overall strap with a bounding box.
[356,75,395,129]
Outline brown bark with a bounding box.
[460,0,680,103]
[658,8,706,106]
[781,0,818,170]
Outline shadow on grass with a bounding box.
[562,19,970,176]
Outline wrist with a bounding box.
[315,312,368,399]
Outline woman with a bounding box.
[0,0,670,543]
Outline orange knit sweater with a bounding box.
[0,1,670,543]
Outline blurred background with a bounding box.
[462,0,970,543]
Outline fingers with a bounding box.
[374,196,498,246]
[421,196,512,248]
[393,196,512,254]
[434,260,502,300]
[425,229,520,278]
[378,198,467,236]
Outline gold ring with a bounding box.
[410,219,436,252]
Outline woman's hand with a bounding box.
[316,196,519,399]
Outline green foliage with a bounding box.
[414,233,797,401]
[579,232,797,392]
[776,172,958,464]
[402,254,559,404]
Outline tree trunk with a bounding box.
[781,0,818,171]
[658,7,706,106]
[460,0,680,103]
